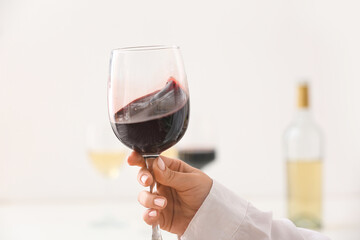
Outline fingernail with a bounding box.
[140,175,148,184]
[157,157,165,171]
[154,198,165,207]
[149,210,157,217]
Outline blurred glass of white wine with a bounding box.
[87,124,128,179]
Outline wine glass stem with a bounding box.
[144,156,163,240]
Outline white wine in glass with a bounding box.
[86,123,128,229]
[87,124,127,179]
[88,151,127,179]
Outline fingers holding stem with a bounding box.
[138,190,167,209]
[127,151,146,168]
[138,190,167,227]
[137,167,153,187]
[143,208,164,226]
[128,152,167,226]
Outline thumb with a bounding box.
[152,157,191,190]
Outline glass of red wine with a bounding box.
[108,45,189,240]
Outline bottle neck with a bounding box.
[294,107,313,123]
[295,82,312,122]
[297,84,309,108]
[296,107,311,115]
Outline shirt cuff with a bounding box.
[180,180,249,240]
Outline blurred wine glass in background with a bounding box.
[87,124,128,179]
[86,123,129,229]
[177,117,217,169]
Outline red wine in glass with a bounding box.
[108,45,189,239]
[111,78,189,155]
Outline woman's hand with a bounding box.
[127,151,213,236]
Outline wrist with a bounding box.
[179,175,213,235]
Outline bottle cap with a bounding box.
[297,82,309,108]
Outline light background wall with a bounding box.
[0,0,359,202]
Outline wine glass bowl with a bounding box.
[107,45,189,239]
[108,46,189,157]
[110,77,189,156]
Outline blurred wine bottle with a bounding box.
[283,81,323,230]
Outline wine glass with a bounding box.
[87,123,128,179]
[86,123,128,229]
[107,45,190,240]
[177,117,216,169]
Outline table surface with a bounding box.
[0,195,359,240]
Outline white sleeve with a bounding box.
[180,181,330,240]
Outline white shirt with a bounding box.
[181,181,331,240]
